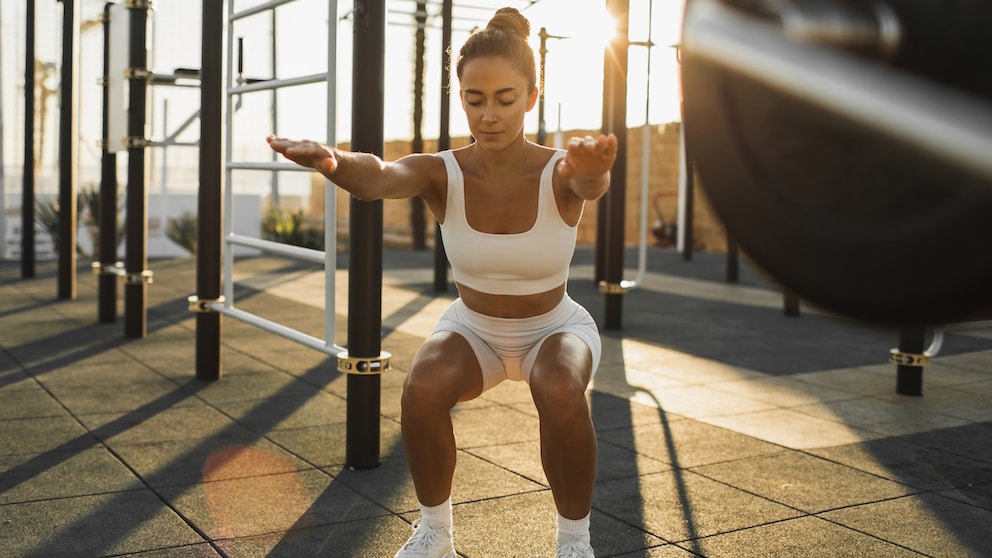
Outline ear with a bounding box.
[526,87,539,111]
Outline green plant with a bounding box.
[80,184,126,260]
[35,185,125,258]
[35,199,61,253]
[166,211,198,255]
[261,208,324,250]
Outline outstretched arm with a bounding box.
[267,135,434,202]
[557,133,618,201]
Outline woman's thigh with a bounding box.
[407,331,486,404]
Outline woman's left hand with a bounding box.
[558,133,618,180]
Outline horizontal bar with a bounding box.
[213,304,344,357]
[230,0,296,22]
[229,73,327,94]
[227,161,315,172]
[226,233,327,264]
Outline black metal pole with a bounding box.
[98,2,117,323]
[725,230,738,283]
[682,149,694,261]
[21,0,36,278]
[433,0,452,293]
[601,0,629,330]
[784,290,800,316]
[57,0,78,300]
[124,4,148,338]
[896,328,925,396]
[346,0,386,470]
[196,0,223,381]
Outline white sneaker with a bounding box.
[394,518,456,558]
[556,533,595,558]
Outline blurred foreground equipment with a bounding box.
[680,0,992,325]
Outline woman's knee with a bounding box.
[529,335,593,409]
[530,363,589,418]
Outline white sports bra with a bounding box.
[437,149,578,296]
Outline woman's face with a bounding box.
[459,57,538,152]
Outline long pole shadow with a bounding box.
[590,333,704,556]
[264,285,447,557]
[18,356,371,558]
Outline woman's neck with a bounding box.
[471,135,533,175]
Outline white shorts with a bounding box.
[431,295,602,393]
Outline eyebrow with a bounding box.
[463,87,519,96]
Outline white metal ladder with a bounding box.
[214,0,343,357]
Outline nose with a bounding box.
[482,102,498,123]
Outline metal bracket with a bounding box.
[91,261,126,277]
[337,350,392,375]
[124,67,152,81]
[889,348,931,367]
[123,136,154,149]
[126,270,154,285]
[187,295,225,313]
[598,280,632,294]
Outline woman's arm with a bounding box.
[267,135,437,202]
[557,133,618,201]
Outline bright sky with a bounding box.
[1,0,683,194]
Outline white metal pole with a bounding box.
[223,0,236,307]
[159,98,168,246]
[0,2,7,260]
[324,0,338,350]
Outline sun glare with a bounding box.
[572,5,619,51]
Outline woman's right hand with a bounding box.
[267,135,338,176]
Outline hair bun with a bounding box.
[486,7,530,40]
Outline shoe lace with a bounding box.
[556,540,593,558]
[401,519,443,552]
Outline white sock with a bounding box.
[557,512,590,544]
[420,497,453,529]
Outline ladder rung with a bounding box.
[227,161,317,172]
[230,0,298,22]
[229,73,328,95]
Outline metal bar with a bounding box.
[98,1,118,323]
[124,3,148,338]
[896,327,925,396]
[213,304,345,356]
[58,0,79,300]
[601,0,630,330]
[433,0,452,293]
[22,0,36,278]
[223,0,237,318]
[725,231,738,283]
[681,147,694,262]
[325,0,339,348]
[229,73,327,94]
[226,233,327,264]
[230,0,297,21]
[269,10,281,208]
[227,161,314,172]
[163,108,200,142]
[197,0,224,380]
[346,0,386,470]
